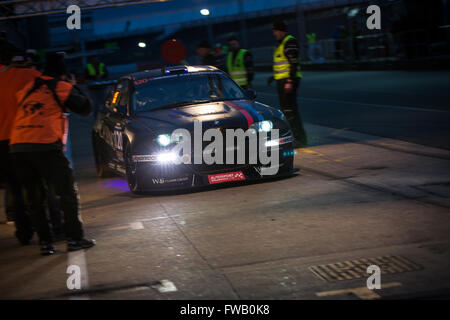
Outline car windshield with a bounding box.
[133,72,246,113]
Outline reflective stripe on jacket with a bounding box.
[227,49,248,86]
[273,35,302,80]
[10,76,72,145]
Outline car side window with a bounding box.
[219,74,244,98]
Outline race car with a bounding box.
[92,65,295,194]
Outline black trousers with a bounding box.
[276,78,307,144]
[11,150,84,243]
[0,140,32,242]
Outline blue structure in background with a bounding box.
[47,0,342,47]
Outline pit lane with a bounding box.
[1,71,450,300]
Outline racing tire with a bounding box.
[92,132,115,178]
[124,143,145,195]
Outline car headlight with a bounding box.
[157,152,178,163]
[250,120,273,132]
[157,134,171,146]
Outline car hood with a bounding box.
[132,99,278,132]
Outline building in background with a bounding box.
[1,0,448,77]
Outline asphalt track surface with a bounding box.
[0,71,449,301]
[255,71,450,150]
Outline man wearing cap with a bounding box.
[267,20,307,146]
[196,40,223,70]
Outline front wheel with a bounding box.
[93,132,115,178]
[124,143,145,195]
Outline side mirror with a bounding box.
[113,105,127,116]
[245,88,257,100]
[104,100,125,116]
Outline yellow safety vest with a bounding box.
[273,35,302,80]
[306,33,317,44]
[87,63,105,77]
[227,49,248,86]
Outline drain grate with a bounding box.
[309,255,422,282]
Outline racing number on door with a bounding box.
[113,125,123,153]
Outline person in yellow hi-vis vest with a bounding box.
[85,56,108,81]
[226,35,254,90]
[267,20,307,146]
[85,56,109,119]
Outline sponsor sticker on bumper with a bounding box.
[208,171,246,184]
[152,177,189,184]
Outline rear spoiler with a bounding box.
[86,79,118,89]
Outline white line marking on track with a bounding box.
[103,217,181,232]
[138,215,181,222]
[105,225,129,231]
[129,221,144,230]
[315,282,402,300]
[151,280,178,293]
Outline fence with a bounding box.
[250,29,449,66]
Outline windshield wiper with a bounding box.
[210,98,242,102]
[151,100,211,111]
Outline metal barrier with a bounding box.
[251,30,444,66]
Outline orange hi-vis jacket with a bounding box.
[10,76,72,146]
[0,67,42,141]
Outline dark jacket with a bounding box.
[202,52,225,71]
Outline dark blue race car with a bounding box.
[92,65,295,194]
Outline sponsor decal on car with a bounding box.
[152,177,189,184]
[208,171,246,184]
[113,124,123,153]
[132,155,158,162]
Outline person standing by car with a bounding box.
[267,20,307,146]
[196,40,224,70]
[85,56,108,81]
[9,52,96,255]
[85,56,109,119]
[0,42,42,245]
[226,35,254,90]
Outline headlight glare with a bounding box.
[157,152,177,163]
[251,120,273,132]
[157,134,171,146]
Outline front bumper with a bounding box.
[130,138,295,192]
